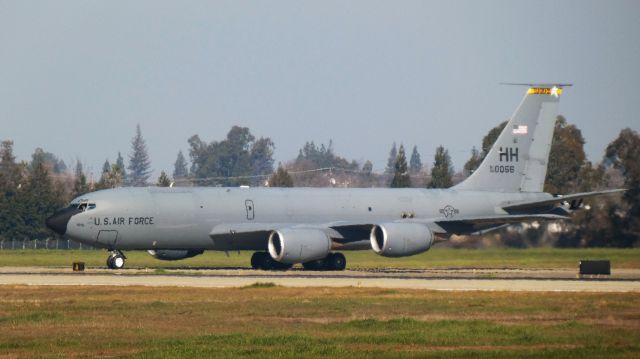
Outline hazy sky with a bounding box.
[1,1,639,181]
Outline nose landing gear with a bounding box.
[106,250,126,269]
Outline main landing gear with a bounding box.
[250,252,293,270]
[106,250,126,269]
[250,252,346,271]
[302,253,346,271]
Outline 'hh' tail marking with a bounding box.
[498,147,519,162]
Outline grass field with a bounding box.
[0,247,639,269]
[1,285,639,358]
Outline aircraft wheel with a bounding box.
[107,251,126,270]
[112,254,125,269]
[258,253,276,270]
[250,252,263,269]
[328,253,346,271]
[272,261,293,271]
[302,259,325,271]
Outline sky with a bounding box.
[1,0,639,181]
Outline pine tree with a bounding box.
[0,140,26,240]
[157,171,172,187]
[0,140,23,201]
[390,145,412,188]
[463,147,482,177]
[99,164,125,189]
[102,160,111,174]
[268,165,293,187]
[116,152,126,179]
[20,149,65,239]
[250,138,275,180]
[72,160,90,198]
[544,116,587,194]
[481,121,507,158]
[127,124,152,186]
[604,128,640,246]
[385,142,397,174]
[93,160,112,190]
[428,145,453,188]
[362,160,373,176]
[464,121,508,176]
[0,140,17,175]
[409,145,422,174]
[173,150,188,178]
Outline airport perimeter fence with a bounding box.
[0,238,98,250]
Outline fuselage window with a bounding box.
[88,203,96,210]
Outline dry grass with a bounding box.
[0,285,639,358]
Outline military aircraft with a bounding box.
[45,84,621,270]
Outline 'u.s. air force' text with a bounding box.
[490,147,519,174]
[94,217,154,226]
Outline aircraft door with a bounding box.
[96,230,118,247]
[245,200,255,220]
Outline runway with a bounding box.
[1,267,639,292]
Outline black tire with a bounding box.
[106,256,115,269]
[328,253,346,271]
[259,254,276,270]
[302,261,317,270]
[273,261,293,271]
[302,259,326,271]
[250,252,263,269]
[112,255,125,269]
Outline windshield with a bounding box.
[68,200,96,212]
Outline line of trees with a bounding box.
[1,119,638,247]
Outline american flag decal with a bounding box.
[512,125,528,135]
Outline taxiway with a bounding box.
[0,267,638,292]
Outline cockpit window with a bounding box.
[75,202,96,212]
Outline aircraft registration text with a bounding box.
[490,165,515,173]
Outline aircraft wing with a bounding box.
[501,189,625,213]
[208,212,572,250]
[208,222,374,250]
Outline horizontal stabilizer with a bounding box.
[502,189,625,212]
[436,213,570,225]
[431,213,570,235]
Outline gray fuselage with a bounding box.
[63,187,551,251]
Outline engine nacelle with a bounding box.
[268,228,331,264]
[147,249,204,261]
[370,223,433,257]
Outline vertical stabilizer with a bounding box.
[455,84,569,193]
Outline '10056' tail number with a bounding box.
[490,165,515,173]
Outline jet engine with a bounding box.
[268,228,331,264]
[147,249,204,261]
[370,223,433,257]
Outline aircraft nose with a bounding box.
[45,207,80,235]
